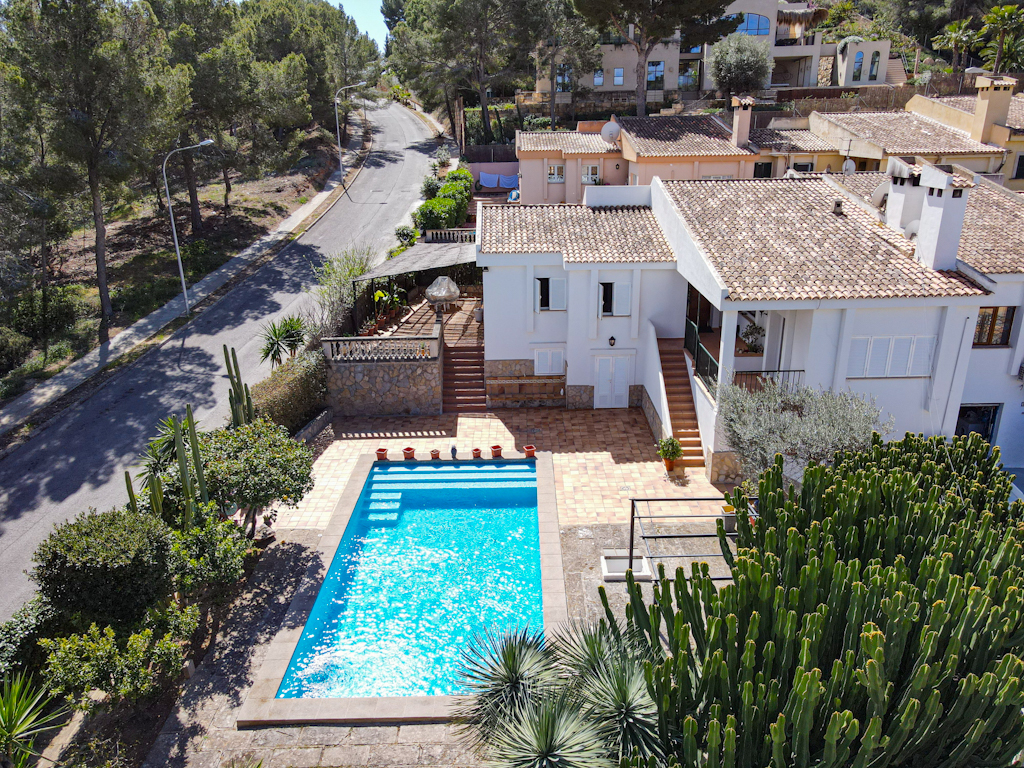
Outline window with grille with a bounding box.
[974,306,1016,346]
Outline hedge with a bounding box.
[0,326,32,375]
[421,176,442,199]
[251,349,328,434]
[437,181,470,222]
[414,197,459,230]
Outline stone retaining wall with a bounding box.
[484,359,534,377]
[327,358,442,417]
[639,385,669,441]
[566,385,593,410]
[708,449,743,485]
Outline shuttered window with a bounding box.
[534,348,565,375]
[847,335,937,378]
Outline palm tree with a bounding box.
[981,4,1024,73]
[933,19,982,71]
[259,316,305,368]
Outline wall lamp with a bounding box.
[609,336,616,347]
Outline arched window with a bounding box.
[734,13,770,35]
[869,51,880,81]
[852,51,864,81]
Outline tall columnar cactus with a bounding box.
[224,344,254,428]
[613,433,1024,768]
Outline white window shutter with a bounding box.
[549,278,567,310]
[613,283,631,316]
[535,349,550,374]
[889,336,914,377]
[551,348,564,374]
[866,337,891,377]
[847,337,869,378]
[534,278,541,313]
[909,336,936,376]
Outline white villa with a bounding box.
[476,159,1024,481]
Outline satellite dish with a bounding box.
[842,158,856,175]
[600,121,621,144]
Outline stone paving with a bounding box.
[279,407,724,528]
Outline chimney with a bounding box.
[731,95,753,147]
[971,75,1017,143]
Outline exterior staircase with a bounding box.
[657,339,705,468]
[443,345,487,413]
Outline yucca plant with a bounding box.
[0,673,68,767]
[259,316,305,368]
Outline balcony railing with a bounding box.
[425,228,476,243]
[322,335,440,362]
[685,319,719,393]
[733,369,805,392]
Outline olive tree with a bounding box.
[708,32,773,98]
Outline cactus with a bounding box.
[604,433,1024,768]
[224,345,254,428]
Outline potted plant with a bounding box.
[740,322,765,354]
[403,447,416,460]
[657,437,683,471]
[430,448,441,460]
[375,448,389,461]
[472,448,482,459]
[523,445,536,458]
[721,503,737,533]
[491,445,502,458]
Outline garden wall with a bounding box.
[326,357,442,417]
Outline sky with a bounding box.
[341,0,389,52]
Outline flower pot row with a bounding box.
[374,445,536,461]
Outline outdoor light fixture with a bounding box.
[615,163,620,170]
[609,336,616,347]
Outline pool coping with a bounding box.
[235,450,567,727]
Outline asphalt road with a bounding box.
[0,103,434,621]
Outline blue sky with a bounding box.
[342,0,388,52]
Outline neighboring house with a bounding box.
[516,130,627,204]
[533,1,901,99]
[477,158,1024,481]
[906,76,1024,191]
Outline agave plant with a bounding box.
[0,673,68,767]
[259,316,305,367]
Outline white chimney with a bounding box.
[731,96,753,147]
[885,158,969,272]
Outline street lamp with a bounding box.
[334,81,367,184]
[162,139,213,316]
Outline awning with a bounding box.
[356,242,476,282]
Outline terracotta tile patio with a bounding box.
[278,407,725,529]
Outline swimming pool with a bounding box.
[276,460,543,699]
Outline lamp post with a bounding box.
[334,81,367,185]
[162,139,213,316]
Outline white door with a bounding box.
[595,356,629,408]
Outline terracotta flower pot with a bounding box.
[375,448,388,461]
[523,445,536,458]
[403,447,416,460]
[430,449,441,460]
[491,445,502,458]
[663,458,675,471]
[472,448,482,459]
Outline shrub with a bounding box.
[445,167,474,190]
[522,114,552,131]
[170,518,249,599]
[5,286,80,346]
[251,350,327,434]
[0,597,60,678]
[395,225,417,247]
[414,197,458,230]
[110,277,181,320]
[421,175,442,199]
[656,437,682,460]
[434,145,451,166]
[303,245,375,346]
[31,508,174,627]
[40,605,198,710]
[0,326,32,375]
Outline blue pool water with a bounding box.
[276,460,543,698]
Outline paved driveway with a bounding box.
[0,103,434,621]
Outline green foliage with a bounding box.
[4,286,80,346]
[421,175,443,199]
[656,437,681,461]
[110,277,182,320]
[932,19,982,71]
[31,508,174,628]
[716,378,892,480]
[224,345,255,428]
[522,114,552,131]
[0,327,32,376]
[0,672,69,766]
[394,224,417,247]
[259,315,305,367]
[436,181,470,222]
[170,517,248,598]
[302,244,374,346]
[414,197,459,230]
[982,5,1024,73]
[39,605,198,710]
[251,349,327,434]
[709,34,773,95]
[445,167,474,189]
[0,598,60,680]
[200,417,314,536]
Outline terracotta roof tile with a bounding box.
[661,177,986,301]
[818,111,1003,155]
[749,128,837,153]
[933,94,1024,132]
[516,131,620,155]
[617,115,754,157]
[479,205,674,263]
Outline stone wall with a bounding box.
[708,449,743,485]
[484,359,533,377]
[628,385,643,408]
[566,385,594,410]
[639,385,669,442]
[327,358,442,417]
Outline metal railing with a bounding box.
[425,228,476,243]
[684,319,698,356]
[733,369,805,391]
[684,318,720,394]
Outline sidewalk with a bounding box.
[0,115,367,439]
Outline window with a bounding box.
[869,51,880,81]
[535,277,567,311]
[534,348,565,375]
[792,162,814,172]
[852,51,864,81]
[734,12,770,35]
[953,189,963,198]
[753,161,773,178]
[594,69,604,87]
[555,64,572,92]
[847,335,936,378]
[613,67,624,86]
[974,306,1016,346]
[599,282,631,317]
[678,60,700,90]
[1015,154,1024,180]
[582,164,600,184]
[647,60,665,90]
[687,45,702,53]
[956,404,1000,442]
[547,164,565,183]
